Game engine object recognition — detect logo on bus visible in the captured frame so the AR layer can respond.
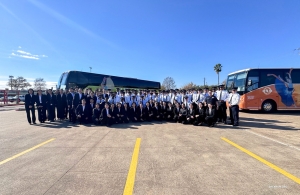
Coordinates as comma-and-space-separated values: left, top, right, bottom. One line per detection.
262, 87, 272, 95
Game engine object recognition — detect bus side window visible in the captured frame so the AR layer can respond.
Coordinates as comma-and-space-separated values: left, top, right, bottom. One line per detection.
247, 76, 259, 91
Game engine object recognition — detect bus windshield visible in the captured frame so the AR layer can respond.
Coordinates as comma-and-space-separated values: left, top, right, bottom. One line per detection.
226, 71, 247, 92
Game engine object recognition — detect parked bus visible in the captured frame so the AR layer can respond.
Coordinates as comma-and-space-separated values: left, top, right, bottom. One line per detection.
226, 68, 299, 112
57, 71, 161, 90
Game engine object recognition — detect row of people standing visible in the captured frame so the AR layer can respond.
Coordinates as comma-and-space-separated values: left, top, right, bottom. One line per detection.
24, 85, 240, 126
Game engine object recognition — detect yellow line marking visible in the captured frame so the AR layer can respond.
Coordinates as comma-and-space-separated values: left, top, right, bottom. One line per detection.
221, 137, 300, 185
0, 138, 55, 166
123, 138, 141, 195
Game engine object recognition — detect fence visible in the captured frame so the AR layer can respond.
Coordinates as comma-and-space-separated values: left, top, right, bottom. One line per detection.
0, 89, 21, 105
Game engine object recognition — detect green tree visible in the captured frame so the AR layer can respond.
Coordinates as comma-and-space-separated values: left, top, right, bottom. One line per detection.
214, 63, 222, 85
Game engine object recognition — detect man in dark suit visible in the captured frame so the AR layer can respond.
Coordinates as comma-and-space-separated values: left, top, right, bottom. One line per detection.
35, 89, 46, 123
179, 103, 188, 124
76, 99, 90, 124
56, 90, 65, 120
161, 101, 167, 119
152, 102, 162, 121
130, 102, 139, 122
194, 102, 206, 126
205, 103, 216, 127
137, 103, 145, 122
47, 89, 56, 122
92, 103, 101, 125
143, 102, 153, 122
100, 103, 113, 126
115, 102, 125, 123
88, 98, 95, 122
25, 88, 36, 125
173, 102, 181, 122
186, 103, 196, 124
67, 88, 75, 122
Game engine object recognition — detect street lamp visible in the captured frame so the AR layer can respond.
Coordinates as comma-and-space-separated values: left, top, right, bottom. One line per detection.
89, 67, 92, 72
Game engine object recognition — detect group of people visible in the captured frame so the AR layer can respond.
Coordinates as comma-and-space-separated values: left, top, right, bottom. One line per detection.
24, 85, 241, 127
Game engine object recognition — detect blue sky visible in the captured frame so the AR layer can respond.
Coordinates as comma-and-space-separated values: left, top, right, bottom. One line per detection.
0, 0, 299, 89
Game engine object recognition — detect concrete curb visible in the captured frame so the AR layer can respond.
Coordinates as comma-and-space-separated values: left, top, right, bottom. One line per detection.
15, 108, 26, 111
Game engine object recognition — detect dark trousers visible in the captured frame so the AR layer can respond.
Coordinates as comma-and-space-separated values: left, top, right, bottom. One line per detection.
26, 107, 36, 124
194, 115, 205, 125
173, 115, 179, 122
68, 106, 73, 121
57, 105, 64, 119
178, 115, 186, 123
37, 107, 46, 122
153, 114, 162, 121
47, 105, 55, 121
78, 115, 89, 124
64, 105, 68, 119
186, 117, 195, 124
92, 116, 100, 125
101, 117, 113, 126
218, 101, 227, 122
205, 116, 215, 126
230, 105, 239, 125
131, 116, 139, 122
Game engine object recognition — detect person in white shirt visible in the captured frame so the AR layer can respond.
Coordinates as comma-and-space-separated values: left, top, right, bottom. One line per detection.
215, 85, 229, 123
227, 87, 240, 126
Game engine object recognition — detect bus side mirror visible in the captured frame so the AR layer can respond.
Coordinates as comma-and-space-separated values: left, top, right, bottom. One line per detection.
247, 80, 252, 86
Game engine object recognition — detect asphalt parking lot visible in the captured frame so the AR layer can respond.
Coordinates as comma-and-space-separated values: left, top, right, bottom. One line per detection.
0, 110, 300, 195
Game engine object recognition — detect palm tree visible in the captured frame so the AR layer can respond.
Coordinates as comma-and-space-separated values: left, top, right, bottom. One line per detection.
214, 63, 222, 85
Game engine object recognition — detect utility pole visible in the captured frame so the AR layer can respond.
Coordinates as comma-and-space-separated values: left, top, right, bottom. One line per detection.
204, 78, 206, 87
89, 67, 92, 73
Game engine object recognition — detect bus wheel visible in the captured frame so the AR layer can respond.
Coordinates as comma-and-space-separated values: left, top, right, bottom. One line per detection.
261, 100, 276, 113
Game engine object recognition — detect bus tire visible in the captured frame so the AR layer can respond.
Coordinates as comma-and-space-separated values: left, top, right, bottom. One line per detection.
261, 100, 277, 113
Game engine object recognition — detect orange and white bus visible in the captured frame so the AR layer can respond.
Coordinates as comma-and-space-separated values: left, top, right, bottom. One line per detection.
226, 68, 299, 112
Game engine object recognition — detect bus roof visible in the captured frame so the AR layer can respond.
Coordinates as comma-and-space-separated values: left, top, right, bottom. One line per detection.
228, 68, 299, 76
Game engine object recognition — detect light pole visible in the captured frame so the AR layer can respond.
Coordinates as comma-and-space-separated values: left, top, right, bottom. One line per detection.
89, 67, 92, 73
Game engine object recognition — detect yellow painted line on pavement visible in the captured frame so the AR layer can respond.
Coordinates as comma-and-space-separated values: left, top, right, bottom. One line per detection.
0, 138, 55, 166
221, 137, 300, 185
123, 138, 141, 195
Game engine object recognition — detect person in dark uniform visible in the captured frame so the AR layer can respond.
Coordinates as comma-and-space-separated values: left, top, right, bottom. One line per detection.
100, 103, 113, 127
92, 103, 101, 125
76, 99, 90, 124
205, 103, 216, 127
215, 85, 229, 124
25, 88, 36, 125
130, 102, 139, 122
186, 103, 196, 124
47, 89, 56, 122
137, 103, 145, 122
204, 90, 218, 108
178, 103, 188, 124
152, 102, 162, 121
59, 89, 67, 120
228, 87, 240, 126
115, 102, 125, 123
35, 89, 46, 123
122, 103, 130, 123
110, 103, 117, 124
173, 102, 181, 122
194, 102, 206, 126
64, 89, 69, 119
144, 102, 153, 122
67, 88, 75, 122
165, 102, 174, 121
56, 90, 64, 120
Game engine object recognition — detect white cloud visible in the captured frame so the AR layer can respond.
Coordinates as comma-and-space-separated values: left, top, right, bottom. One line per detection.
10, 48, 48, 60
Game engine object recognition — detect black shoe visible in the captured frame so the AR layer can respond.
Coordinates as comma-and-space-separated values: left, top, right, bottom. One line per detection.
228, 123, 233, 125
33, 122, 36, 124
29, 123, 32, 125
224, 121, 227, 124
233, 124, 239, 126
